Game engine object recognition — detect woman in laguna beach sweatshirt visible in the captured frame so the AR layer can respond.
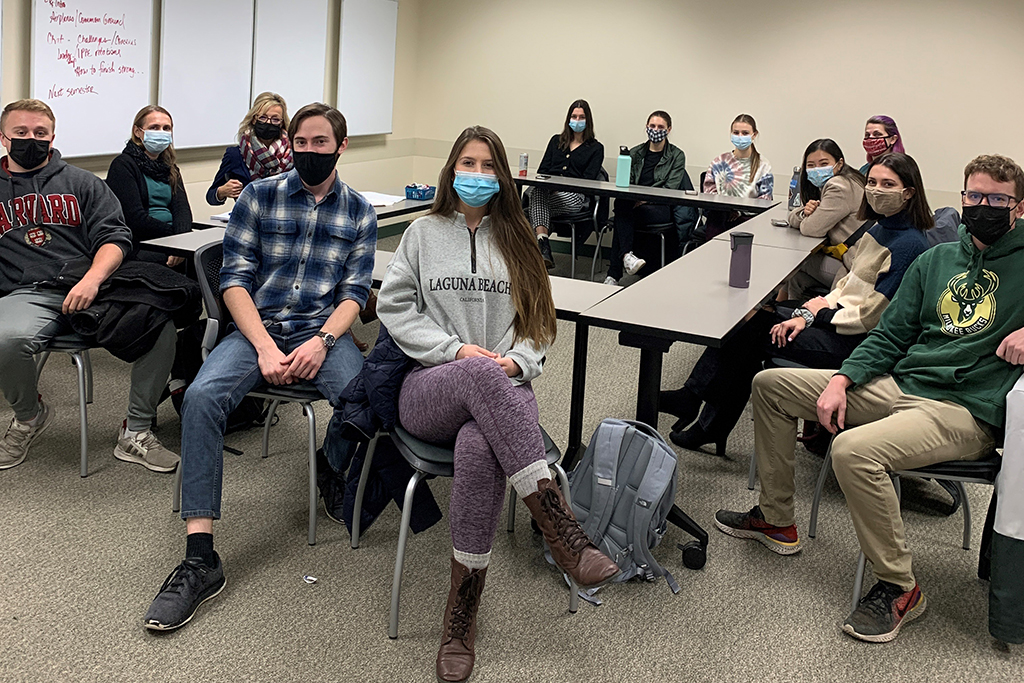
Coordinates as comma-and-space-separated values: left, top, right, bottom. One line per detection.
377, 126, 618, 683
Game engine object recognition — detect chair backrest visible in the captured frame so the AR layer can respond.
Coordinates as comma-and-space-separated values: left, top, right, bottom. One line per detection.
698, 171, 707, 193
193, 241, 231, 358
595, 167, 611, 225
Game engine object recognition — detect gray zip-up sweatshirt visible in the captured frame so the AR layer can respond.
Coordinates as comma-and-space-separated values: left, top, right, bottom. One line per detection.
0, 149, 132, 296
377, 212, 547, 385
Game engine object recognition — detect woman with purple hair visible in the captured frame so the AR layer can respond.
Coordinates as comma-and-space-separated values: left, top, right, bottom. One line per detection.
861, 115, 905, 173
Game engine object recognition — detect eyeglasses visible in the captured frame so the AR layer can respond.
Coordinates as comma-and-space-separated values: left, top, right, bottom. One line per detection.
864, 133, 893, 139
256, 115, 283, 125
962, 191, 1020, 208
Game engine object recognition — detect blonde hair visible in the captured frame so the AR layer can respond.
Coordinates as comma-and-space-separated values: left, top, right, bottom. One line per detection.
130, 105, 180, 194
237, 92, 290, 140
430, 126, 557, 347
1, 99, 56, 133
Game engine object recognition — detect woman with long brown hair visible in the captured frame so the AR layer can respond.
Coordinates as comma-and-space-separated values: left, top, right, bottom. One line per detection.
105, 105, 192, 266
377, 125, 618, 683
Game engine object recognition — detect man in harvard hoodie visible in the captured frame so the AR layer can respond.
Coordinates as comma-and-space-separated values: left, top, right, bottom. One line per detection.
0, 99, 179, 474
714, 154, 1024, 643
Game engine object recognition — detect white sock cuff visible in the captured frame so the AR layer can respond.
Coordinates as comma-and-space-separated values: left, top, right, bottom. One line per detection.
453, 549, 491, 570
509, 460, 551, 499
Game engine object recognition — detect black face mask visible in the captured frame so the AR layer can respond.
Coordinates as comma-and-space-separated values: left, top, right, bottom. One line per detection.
963, 204, 1014, 246
253, 121, 282, 141
293, 151, 338, 186
8, 137, 51, 170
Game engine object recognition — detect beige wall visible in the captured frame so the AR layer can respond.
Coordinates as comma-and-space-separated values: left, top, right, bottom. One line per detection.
410, 0, 1024, 206
5, 0, 1024, 215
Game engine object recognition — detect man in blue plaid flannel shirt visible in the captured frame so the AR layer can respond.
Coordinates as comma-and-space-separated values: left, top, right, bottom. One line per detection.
144, 103, 376, 632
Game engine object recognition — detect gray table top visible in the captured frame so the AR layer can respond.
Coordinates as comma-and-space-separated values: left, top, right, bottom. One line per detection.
578, 239, 809, 347
712, 203, 825, 253
192, 196, 432, 231
143, 227, 225, 257
514, 174, 776, 213
372, 250, 619, 320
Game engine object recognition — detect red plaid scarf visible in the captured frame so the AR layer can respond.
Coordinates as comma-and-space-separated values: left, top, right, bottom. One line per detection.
239, 131, 294, 179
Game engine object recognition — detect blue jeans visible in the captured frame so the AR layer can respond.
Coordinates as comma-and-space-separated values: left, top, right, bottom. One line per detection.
179, 326, 364, 520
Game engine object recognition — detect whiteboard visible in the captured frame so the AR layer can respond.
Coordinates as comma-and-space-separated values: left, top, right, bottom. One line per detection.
30, 0, 153, 158
337, 0, 398, 136
252, 0, 328, 117
159, 0, 254, 150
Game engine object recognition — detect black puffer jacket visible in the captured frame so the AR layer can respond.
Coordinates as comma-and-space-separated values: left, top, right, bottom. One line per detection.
55, 257, 202, 361
338, 325, 415, 441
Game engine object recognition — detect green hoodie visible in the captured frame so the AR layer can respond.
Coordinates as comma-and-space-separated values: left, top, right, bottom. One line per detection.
839, 221, 1024, 427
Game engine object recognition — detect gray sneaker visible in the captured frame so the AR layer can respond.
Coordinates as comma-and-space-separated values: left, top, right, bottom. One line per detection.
144, 554, 226, 631
0, 400, 53, 470
114, 422, 180, 473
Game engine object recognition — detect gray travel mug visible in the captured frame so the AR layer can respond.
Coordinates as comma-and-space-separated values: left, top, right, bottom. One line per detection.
729, 232, 754, 288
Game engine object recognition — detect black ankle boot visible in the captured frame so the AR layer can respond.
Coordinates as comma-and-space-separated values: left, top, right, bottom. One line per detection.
669, 422, 728, 457
659, 387, 701, 431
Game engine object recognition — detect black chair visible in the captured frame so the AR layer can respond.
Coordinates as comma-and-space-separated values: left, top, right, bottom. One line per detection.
350, 424, 578, 638
593, 169, 697, 277
172, 241, 324, 546
843, 453, 1002, 612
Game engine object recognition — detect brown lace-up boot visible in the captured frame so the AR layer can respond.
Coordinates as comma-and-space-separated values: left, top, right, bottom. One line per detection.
436, 557, 487, 683
523, 478, 620, 588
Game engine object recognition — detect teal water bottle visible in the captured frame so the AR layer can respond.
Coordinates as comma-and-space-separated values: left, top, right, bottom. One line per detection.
615, 146, 631, 188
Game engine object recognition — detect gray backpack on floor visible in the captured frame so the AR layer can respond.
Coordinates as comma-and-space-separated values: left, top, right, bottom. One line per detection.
569, 418, 680, 593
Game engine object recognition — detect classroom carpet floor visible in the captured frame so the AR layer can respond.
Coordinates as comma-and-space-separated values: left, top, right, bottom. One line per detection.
1, 234, 1020, 683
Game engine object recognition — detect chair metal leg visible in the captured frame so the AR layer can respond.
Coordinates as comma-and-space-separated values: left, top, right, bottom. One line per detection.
351, 434, 380, 549
570, 226, 576, 280
82, 350, 94, 403
551, 462, 579, 614
747, 450, 757, 491
851, 551, 867, 614
958, 481, 972, 550
70, 352, 89, 478
808, 446, 834, 539
262, 399, 281, 458
172, 465, 182, 513
390, 470, 425, 639
591, 225, 609, 281
304, 403, 317, 546
660, 233, 666, 269
506, 488, 517, 533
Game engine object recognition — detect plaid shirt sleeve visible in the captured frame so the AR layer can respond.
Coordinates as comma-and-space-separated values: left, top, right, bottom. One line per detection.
333, 195, 377, 308
219, 184, 262, 293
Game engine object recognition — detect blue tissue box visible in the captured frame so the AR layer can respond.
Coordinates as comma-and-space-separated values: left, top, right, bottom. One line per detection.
405, 185, 435, 201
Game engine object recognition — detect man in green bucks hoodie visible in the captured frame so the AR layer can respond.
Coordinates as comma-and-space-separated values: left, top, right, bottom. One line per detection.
714, 154, 1024, 643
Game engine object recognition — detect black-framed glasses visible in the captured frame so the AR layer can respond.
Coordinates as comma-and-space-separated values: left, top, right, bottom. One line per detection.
863, 133, 894, 140
256, 115, 283, 125
962, 191, 1020, 208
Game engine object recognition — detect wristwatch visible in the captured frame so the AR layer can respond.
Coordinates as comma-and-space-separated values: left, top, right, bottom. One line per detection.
792, 307, 815, 327
315, 331, 336, 349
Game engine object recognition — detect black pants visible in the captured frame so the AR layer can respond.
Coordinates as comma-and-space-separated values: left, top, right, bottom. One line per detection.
608, 199, 672, 279
681, 306, 867, 435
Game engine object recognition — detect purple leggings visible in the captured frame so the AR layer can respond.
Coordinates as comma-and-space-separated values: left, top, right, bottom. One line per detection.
398, 356, 546, 554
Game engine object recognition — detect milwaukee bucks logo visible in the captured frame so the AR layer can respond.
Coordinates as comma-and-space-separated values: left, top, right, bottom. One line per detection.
937, 269, 998, 337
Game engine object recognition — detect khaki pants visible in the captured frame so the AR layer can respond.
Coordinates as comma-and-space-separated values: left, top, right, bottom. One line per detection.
752, 368, 994, 590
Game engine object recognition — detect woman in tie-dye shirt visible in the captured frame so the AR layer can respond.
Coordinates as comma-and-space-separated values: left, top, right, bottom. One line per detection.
702, 114, 774, 239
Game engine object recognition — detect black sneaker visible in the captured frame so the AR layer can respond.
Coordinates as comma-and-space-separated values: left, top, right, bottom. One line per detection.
316, 449, 347, 526
714, 505, 802, 555
538, 236, 555, 270
143, 553, 226, 631
842, 580, 926, 643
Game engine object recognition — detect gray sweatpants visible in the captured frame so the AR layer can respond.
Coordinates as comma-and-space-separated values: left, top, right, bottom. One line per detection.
0, 287, 176, 431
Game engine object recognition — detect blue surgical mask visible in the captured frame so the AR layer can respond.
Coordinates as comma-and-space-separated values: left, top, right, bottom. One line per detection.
569, 119, 586, 133
806, 166, 835, 188
731, 134, 753, 151
142, 130, 173, 154
453, 171, 500, 207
